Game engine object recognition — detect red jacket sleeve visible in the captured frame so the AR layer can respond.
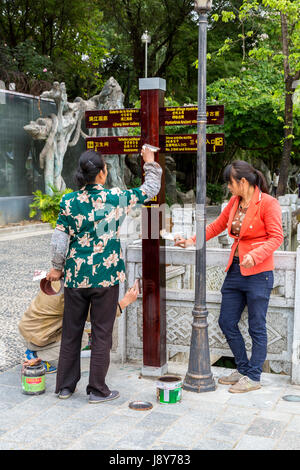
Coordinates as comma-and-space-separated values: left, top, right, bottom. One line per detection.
248, 197, 283, 264
191, 197, 236, 243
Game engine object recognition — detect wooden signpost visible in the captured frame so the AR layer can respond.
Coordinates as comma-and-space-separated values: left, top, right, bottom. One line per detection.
85, 77, 224, 376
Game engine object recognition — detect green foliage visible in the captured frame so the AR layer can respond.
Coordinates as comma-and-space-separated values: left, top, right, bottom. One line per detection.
207, 183, 224, 204
29, 185, 73, 228
127, 176, 142, 189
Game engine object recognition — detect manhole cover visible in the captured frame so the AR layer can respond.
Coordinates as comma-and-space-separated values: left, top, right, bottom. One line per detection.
282, 395, 300, 402
129, 401, 153, 411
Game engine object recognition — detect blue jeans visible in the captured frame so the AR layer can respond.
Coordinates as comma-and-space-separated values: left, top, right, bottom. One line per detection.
219, 258, 273, 382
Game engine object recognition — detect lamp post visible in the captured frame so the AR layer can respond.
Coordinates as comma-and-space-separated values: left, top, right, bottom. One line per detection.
183, 0, 216, 393
141, 30, 151, 78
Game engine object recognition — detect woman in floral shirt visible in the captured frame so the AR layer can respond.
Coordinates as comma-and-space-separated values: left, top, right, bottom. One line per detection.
46, 147, 162, 403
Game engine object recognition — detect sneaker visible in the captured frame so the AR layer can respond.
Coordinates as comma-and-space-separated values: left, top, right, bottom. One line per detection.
89, 390, 120, 404
229, 376, 261, 393
42, 361, 57, 374
58, 388, 73, 399
24, 349, 37, 361
218, 370, 243, 385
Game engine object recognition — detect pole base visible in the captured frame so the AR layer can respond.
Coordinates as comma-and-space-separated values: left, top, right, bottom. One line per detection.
183, 372, 216, 393
141, 363, 168, 377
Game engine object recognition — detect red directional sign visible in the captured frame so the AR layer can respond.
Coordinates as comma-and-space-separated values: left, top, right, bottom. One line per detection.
85, 105, 224, 128
159, 105, 224, 126
85, 109, 141, 128
159, 134, 224, 153
86, 133, 224, 154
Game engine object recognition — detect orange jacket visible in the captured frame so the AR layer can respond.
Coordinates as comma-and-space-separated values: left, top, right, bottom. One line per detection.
192, 186, 284, 276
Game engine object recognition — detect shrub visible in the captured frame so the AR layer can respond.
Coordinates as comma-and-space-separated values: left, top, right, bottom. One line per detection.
29, 185, 73, 228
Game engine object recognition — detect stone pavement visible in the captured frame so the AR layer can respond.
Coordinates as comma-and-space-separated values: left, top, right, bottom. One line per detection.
0, 360, 300, 450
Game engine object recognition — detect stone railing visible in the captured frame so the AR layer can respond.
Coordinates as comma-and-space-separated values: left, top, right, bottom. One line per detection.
111, 242, 300, 384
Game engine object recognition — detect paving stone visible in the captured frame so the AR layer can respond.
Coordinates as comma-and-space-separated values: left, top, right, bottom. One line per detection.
276, 431, 300, 450
204, 421, 247, 444
193, 439, 234, 450
246, 417, 287, 439
68, 431, 118, 450
115, 429, 164, 449
220, 406, 259, 425
91, 413, 143, 435
0, 440, 26, 450
48, 419, 96, 441
286, 415, 300, 432
235, 435, 276, 450
0, 422, 53, 444
135, 411, 179, 431
23, 436, 73, 450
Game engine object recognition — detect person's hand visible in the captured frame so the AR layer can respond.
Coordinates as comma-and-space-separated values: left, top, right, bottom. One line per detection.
46, 268, 63, 281
174, 234, 194, 248
240, 254, 255, 269
119, 284, 139, 310
141, 146, 155, 164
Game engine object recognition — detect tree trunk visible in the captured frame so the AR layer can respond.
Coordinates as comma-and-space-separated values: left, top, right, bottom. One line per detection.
277, 13, 294, 196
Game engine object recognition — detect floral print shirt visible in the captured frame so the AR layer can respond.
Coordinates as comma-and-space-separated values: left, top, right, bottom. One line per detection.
56, 184, 148, 288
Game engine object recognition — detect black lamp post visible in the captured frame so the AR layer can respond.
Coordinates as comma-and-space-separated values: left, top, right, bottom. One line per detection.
183, 0, 216, 393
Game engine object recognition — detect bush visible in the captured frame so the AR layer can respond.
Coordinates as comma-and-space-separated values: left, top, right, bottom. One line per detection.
29, 185, 73, 228
207, 183, 223, 204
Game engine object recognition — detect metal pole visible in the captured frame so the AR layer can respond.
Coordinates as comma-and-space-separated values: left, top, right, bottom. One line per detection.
183, 11, 216, 393
145, 42, 148, 78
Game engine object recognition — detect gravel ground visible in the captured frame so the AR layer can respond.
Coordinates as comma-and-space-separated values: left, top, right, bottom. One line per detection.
0, 233, 53, 372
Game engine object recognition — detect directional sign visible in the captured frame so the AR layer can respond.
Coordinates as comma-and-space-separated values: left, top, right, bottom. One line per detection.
159, 105, 224, 126
159, 134, 224, 153
86, 136, 141, 154
85, 109, 141, 128
86, 133, 224, 154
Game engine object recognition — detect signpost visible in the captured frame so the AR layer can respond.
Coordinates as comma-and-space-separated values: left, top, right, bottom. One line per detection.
85, 79, 224, 376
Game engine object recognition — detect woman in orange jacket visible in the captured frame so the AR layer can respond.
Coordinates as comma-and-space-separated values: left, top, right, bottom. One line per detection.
174, 160, 283, 393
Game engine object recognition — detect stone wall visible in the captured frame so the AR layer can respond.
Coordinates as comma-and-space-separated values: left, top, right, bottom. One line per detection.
111, 242, 300, 384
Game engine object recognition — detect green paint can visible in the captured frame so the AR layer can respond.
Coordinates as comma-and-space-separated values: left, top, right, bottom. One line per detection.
21, 363, 45, 395
156, 375, 182, 404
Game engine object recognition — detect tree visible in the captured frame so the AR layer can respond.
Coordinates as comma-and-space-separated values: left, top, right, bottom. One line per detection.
211, 0, 300, 194
97, 0, 199, 103
0, 0, 108, 97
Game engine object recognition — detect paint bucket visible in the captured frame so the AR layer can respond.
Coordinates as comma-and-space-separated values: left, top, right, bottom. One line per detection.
21, 362, 45, 395
156, 375, 183, 404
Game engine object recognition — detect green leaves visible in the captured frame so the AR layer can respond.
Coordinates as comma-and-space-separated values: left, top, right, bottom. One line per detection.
29, 186, 73, 228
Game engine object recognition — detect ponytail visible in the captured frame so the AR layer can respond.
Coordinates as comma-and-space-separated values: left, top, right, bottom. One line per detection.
254, 169, 269, 194
74, 150, 105, 189
223, 160, 269, 194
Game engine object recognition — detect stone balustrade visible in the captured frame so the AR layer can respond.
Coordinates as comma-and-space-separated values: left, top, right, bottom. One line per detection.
111, 242, 300, 385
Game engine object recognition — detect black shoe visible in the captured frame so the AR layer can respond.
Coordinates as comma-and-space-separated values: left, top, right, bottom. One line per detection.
58, 388, 73, 399
89, 390, 120, 404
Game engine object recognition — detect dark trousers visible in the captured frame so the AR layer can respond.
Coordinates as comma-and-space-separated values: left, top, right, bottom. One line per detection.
219, 259, 273, 382
55, 284, 119, 397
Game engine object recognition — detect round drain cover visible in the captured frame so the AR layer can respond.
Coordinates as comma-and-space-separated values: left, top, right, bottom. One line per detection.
129, 401, 153, 411
282, 395, 300, 402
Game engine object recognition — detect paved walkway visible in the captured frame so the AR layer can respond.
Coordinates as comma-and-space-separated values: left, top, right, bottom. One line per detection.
1, 226, 300, 450
0, 360, 300, 450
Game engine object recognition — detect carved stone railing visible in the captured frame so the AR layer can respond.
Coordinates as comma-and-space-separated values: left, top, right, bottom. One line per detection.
111, 242, 300, 384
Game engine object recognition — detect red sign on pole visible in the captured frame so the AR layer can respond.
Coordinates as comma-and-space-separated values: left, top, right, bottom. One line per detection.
86, 136, 140, 154
85, 109, 141, 128
159, 105, 224, 126
159, 133, 224, 153
86, 134, 225, 154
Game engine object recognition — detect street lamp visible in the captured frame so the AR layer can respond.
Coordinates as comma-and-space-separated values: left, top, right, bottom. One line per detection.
141, 30, 151, 78
183, 0, 216, 393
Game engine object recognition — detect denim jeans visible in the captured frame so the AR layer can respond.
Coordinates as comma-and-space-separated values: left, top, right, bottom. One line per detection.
219, 258, 273, 382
